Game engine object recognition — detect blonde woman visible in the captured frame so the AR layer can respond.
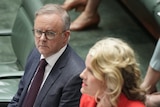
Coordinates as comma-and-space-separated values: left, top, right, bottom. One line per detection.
80, 37, 146, 107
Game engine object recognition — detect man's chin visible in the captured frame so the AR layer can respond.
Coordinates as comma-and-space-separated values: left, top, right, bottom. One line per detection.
38, 49, 48, 56
38, 46, 48, 51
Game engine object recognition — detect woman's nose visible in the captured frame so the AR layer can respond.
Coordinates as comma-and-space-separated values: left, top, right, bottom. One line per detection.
80, 69, 86, 79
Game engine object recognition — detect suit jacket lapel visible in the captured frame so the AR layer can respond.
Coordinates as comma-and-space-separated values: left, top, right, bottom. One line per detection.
26, 57, 40, 86
25, 48, 41, 89
34, 45, 71, 105
36, 67, 62, 103
19, 49, 41, 106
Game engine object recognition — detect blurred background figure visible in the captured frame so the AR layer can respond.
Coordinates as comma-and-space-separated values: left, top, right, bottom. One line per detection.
141, 38, 160, 107
62, 0, 101, 31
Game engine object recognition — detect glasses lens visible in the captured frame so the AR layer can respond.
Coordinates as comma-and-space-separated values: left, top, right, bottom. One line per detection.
46, 31, 56, 39
32, 29, 57, 40
33, 29, 42, 37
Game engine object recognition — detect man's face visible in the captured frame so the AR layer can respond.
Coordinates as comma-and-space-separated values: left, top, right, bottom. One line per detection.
34, 14, 68, 57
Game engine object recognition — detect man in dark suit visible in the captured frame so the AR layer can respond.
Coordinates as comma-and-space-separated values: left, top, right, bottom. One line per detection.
8, 4, 85, 107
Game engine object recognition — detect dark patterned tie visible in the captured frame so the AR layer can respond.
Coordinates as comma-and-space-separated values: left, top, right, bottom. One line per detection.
22, 59, 48, 107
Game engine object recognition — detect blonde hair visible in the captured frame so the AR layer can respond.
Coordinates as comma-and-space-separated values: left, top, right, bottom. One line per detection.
89, 37, 145, 107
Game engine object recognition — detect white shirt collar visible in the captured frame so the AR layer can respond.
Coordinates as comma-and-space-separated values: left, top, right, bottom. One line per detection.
40, 45, 67, 67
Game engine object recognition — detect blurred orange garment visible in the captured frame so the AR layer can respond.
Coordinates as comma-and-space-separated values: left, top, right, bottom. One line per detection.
80, 94, 96, 107
80, 93, 145, 107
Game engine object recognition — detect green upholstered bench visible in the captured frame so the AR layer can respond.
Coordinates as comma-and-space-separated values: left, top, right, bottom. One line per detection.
0, 0, 42, 105
0, 0, 43, 74
120, 0, 160, 39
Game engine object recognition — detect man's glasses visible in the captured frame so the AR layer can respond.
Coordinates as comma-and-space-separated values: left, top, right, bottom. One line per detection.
32, 29, 64, 40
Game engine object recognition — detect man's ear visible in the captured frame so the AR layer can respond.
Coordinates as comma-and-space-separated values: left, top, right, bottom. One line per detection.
63, 30, 70, 38
62, 30, 70, 42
